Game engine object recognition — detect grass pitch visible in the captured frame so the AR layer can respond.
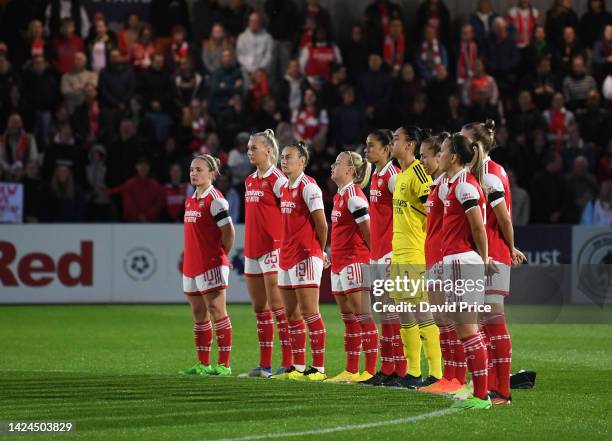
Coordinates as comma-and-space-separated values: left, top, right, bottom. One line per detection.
0, 304, 611, 441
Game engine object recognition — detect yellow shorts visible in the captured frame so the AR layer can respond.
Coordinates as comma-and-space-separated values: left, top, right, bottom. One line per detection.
389, 253, 427, 303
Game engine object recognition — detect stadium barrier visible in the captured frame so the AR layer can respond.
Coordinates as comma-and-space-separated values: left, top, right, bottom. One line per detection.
0, 224, 610, 305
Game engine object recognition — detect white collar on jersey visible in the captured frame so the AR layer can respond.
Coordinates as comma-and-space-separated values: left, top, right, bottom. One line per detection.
432, 172, 447, 186
288, 172, 305, 189
337, 181, 354, 196
448, 168, 468, 184
483, 155, 491, 164
193, 185, 214, 200
252, 164, 276, 179
379, 160, 394, 176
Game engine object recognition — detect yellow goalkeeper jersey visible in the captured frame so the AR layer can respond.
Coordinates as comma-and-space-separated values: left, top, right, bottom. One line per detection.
392, 159, 432, 258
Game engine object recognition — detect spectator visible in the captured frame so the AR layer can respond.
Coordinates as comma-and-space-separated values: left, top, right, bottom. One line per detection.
565, 155, 598, 223
562, 55, 597, 111
456, 24, 479, 85
320, 64, 349, 113
201, 23, 231, 75
416, 24, 448, 81
342, 25, 370, 83
592, 25, 612, 82
150, 0, 190, 42
360, 53, 392, 128
597, 139, 612, 182
61, 51, 97, 114
579, 0, 612, 49
106, 118, 147, 188
275, 121, 294, 147
85, 143, 110, 221
45, 0, 90, 38
468, 87, 501, 122
383, 18, 406, 76
23, 55, 60, 148
51, 18, 85, 74
505, 0, 540, 50
508, 168, 530, 226
553, 26, 583, 74
581, 180, 612, 226
184, 98, 215, 153
86, 18, 117, 73
254, 95, 285, 133
191, 0, 223, 44
14, 19, 53, 68
469, 0, 499, 50
530, 152, 567, 223
427, 64, 456, 115
364, 0, 402, 55
484, 17, 519, 96
392, 63, 425, 126
522, 56, 559, 110
576, 89, 611, 147
332, 85, 367, 147
111, 157, 165, 222
209, 49, 243, 114
278, 59, 309, 115
0, 114, 38, 174
217, 93, 250, 149
404, 92, 433, 128
174, 56, 205, 109
214, 171, 240, 222
164, 25, 190, 74
71, 82, 101, 146
98, 48, 135, 110
508, 90, 544, 135
227, 131, 251, 185
247, 68, 270, 113
117, 14, 140, 57
441, 93, 467, 133
461, 58, 498, 107
163, 162, 191, 222
416, 0, 451, 49
41, 124, 85, 184
47, 161, 86, 222
264, 0, 298, 84
22, 160, 45, 223
236, 12, 274, 78
129, 24, 156, 72
543, 92, 575, 148
292, 87, 329, 148
0, 55, 20, 128
523, 25, 551, 73
297, 0, 332, 49
220, 0, 253, 39
545, 0, 579, 51
299, 25, 342, 85
560, 122, 596, 173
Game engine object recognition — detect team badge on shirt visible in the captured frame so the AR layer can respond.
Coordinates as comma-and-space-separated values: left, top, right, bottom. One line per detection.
339, 199, 344, 207
292, 190, 298, 198
199, 201, 205, 207
261, 181, 269, 188
378, 178, 383, 187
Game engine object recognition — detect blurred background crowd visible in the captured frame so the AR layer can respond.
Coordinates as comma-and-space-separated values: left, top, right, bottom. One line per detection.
0, 0, 610, 226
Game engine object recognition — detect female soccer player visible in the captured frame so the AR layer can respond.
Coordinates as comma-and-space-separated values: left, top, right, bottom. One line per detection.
462, 120, 526, 405
388, 126, 442, 389
419, 133, 468, 394
241, 129, 292, 378
362, 130, 407, 386
438, 133, 491, 409
179, 155, 235, 376
327, 151, 379, 383
273, 141, 328, 381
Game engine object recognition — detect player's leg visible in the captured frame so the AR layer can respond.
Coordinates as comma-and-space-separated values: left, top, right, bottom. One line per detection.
295, 285, 326, 380
244, 274, 274, 377
264, 272, 293, 372
276, 287, 307, 379
179, 290, 214, 376
327, 292, 361, 382
204, 288, 232, 375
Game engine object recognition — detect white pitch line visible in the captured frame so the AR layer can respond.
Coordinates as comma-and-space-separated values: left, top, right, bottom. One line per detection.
209, 407, 458, 441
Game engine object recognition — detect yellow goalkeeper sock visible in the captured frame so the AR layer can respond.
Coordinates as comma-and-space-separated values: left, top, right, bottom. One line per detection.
400, 322, 422, 377
419, 320, 442, 379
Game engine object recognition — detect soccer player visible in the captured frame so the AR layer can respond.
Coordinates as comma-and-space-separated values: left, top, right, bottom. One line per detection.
438, 134, 492, 409
241, 129, 292, 378
327, 151, 379, 383
388, 126, 442, 388
273, 141, 328, 381
361, 129, 407, 386
179, 155, 235, 377
419, 133, 468, 394
462, 120, 526, 405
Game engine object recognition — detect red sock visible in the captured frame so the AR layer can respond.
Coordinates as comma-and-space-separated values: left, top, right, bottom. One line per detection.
485, 322, 512, 397
380, 323, 396, 375
288, 319, 306, 366
392, 322, 407, 377
357, 313, 378, 375
453, 335, 467, 384
214, 316, 232, 367
305, 313, 326, 369
194, 321, 212, 365
480, 328, 497, 392
255, 310, 274, 369
272, 308, 292, 368
438, 325, 456, 381
341, 313, 361, 374
461, 334, 489, 400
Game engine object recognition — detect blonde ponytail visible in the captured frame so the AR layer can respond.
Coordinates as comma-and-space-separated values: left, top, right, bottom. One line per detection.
252, 129, 280, 165
345, 151, 372, 189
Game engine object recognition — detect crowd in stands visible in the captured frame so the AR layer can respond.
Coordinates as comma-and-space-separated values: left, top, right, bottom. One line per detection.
0, 0, 610, 226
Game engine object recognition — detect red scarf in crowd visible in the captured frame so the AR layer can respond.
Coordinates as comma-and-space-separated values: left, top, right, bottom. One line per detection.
379, 2, 390, 35
172, 41, 189, 64
384, 34, 405, 69
1, 131, 29, 164
549, 109, 567, 150
458, 41, 478, 82
89, 100, 100, 139
421, 39, 441, 69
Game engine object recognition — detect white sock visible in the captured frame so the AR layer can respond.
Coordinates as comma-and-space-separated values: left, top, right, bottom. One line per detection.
313, 366, 325, 373
293, 364, 305, 373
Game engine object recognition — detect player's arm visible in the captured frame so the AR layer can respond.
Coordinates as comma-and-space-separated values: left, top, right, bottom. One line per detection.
304, 183, 329, 264
311, 209, 328, 253
411, 165, 431, 212
211, 198, 234, 253
220, 222, 235, 254
348, 195, 371, 249
458, 182, 489, 268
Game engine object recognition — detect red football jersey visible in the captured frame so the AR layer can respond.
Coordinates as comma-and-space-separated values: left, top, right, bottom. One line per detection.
441, 169, 486, 257
425, 173, 448, 266
183, 186, 231, 277
331, 182, 370, 272
369, 161, 399, 260
244, 165, 287, 258
483, 157, 513, 265
279, 173, 325, 270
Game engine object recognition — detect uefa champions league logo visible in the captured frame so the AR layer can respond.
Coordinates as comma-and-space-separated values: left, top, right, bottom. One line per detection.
123, 248, 157, 281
